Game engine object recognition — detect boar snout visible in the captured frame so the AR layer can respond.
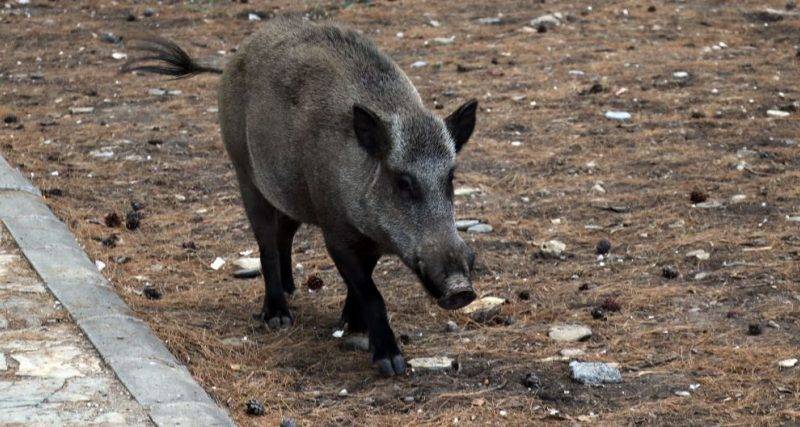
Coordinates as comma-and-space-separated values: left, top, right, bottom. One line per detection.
415, 238, 477, 310
437, 274, 476, 310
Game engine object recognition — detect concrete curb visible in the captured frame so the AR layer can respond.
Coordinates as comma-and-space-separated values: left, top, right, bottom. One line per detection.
0, 156, 236, 427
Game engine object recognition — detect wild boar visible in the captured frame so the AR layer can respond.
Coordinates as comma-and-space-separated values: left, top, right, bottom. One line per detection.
124, 16, 479, 376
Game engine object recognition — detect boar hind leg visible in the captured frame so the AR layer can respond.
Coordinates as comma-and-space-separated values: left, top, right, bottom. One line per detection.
240, 181, 294, 328
326, 237, 406, 377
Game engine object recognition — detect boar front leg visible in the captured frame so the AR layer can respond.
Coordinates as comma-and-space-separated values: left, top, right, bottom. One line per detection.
326, 237, 406, 377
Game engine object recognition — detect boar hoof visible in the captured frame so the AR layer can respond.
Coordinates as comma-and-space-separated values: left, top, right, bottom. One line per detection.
375, 354, 407, 377
265, 315, 293, 329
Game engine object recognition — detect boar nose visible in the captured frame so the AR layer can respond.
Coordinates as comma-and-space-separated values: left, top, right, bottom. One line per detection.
437, 274, 476, 310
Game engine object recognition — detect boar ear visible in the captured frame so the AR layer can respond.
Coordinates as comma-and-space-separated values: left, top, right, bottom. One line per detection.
353, 104, 390, 159
445, 99, 478, 153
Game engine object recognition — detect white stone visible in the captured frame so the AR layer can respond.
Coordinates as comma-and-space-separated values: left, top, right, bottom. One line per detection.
339, 388, 348, 396
69, 107, 94, 114
233, 257, 260, 270
408, 356, 454, 372
767, 109, 790, 118
786, 215, 800, 222
462, 297, 505, 315
730, 194, 747, 203
549, 324, 592, 342
411, 61, 427, 68
674, 390, 691, 397
89, 149, 114, 159
455, 219, 480, 231
433, 36, 455, 45
332, 330, 344, 338
466, 223, 493, 234
454, 187, 480, 196
673, 71, 689, 79
111, 52, 127, 60
591, 182, 606, 194
685, 249, 710, 261
248, 13, 261, 21
604, 111, 631, 121
540, 240, 566, 257
210, 257, 225, 270
530, 13, 562, 29
694, 200, 724, 209
778, 358, 797, 368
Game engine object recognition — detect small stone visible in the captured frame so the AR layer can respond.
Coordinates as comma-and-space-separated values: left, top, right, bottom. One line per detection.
111, 52, 128, 60
476, 17, 502, 25
466, 223, 493, 234
411, 61, 427, 68
338, 389, 348, 397
686, 249, 710, 261
662, 265, 679, 279
694, 200, 723, 209
304, 274, 324, 290
455, 219, 480, 230
454, 187, 480, 196
694, 272, 709, 280
233, 268, 261, 279
100, 32, 121, 44
672, 71, 689, 79
549, 324, 592, 342
767, 109, 790, 118
445, 320, 459, 333
462, 296, 505, 322
674, 390, 691, 397
569, 361, 622, 384
342, 334, 369, 352
143, 7, 155, 17
69, 107, 94, 114
690, 190, 708, 204
768, 320, 781, 329
604, 110, 631, 121
591, 307, 605, 320
280, 419, 297, 427
595, 239, 611, 255
730, 194, 747, 203
234, 257, 261, 270
591, 182, 606, 194
408, 356, 455, 372
530, 13, 562, 31
245, 399, 265, 416
540, 240, 566, 258
403, 395, 415, 403
148, 88, 167, 96
778, 358, 797, 368
433, 36, 455, 45
786, 215, 800, 222
747, 323, 763, 336
210, 257, 225, 270
143, 286, 162, 300
522, 372, 541, 389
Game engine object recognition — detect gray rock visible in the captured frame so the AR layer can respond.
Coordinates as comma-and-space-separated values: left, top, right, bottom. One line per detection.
694, 200, 724, 209
476, 17, 502, 25
530, 13, 563, 30
408, 356, 454, 372
685, 249, 710, 261
69, 107, 94, 115
540, 240, 566, 258
549, 324, 592, 342
569, 361, 622, 384
604, 110, 631, 121
445, 320, 459, 333
99, 32, 121, 44
466, 223, 493, 234
455, 219, 480, 231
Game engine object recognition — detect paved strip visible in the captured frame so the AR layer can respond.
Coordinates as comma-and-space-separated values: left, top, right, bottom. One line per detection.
0, 226, 152, 425
0, 155, 235, 426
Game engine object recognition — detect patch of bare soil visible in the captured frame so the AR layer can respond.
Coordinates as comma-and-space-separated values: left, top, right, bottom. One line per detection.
1, 1, 799, 425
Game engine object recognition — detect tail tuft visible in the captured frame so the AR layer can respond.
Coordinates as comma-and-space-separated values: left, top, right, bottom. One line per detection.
121, 36, 222, 78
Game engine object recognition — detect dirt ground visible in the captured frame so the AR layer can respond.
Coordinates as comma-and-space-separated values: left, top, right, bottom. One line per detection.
2, 0, 799, 425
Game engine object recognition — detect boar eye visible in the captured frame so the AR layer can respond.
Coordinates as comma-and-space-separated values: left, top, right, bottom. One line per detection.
396, 174, 417, 199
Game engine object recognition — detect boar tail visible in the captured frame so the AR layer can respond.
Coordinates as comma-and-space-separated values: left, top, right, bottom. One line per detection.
121, 36, 222, 78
